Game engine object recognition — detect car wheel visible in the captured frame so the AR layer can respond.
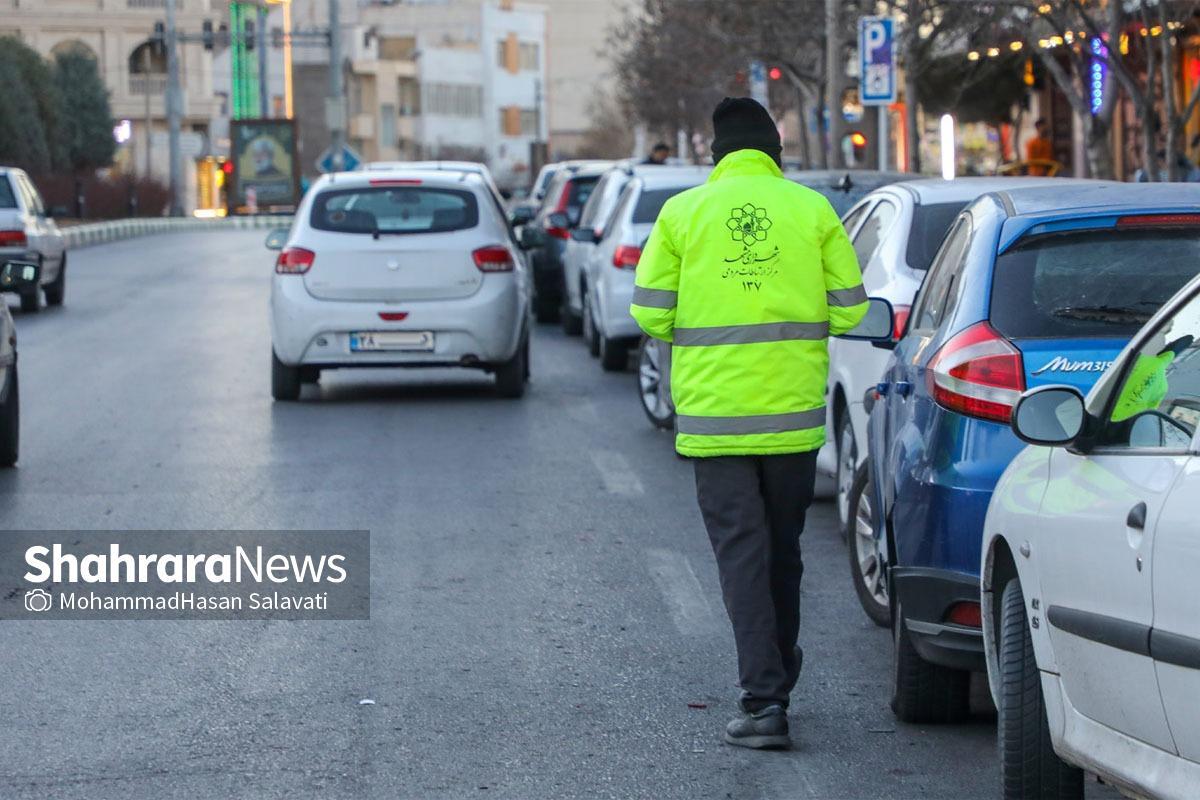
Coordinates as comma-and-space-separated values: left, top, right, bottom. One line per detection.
0, 364, 18, 468
271, 350, 301, 401
561, 299, 583, 336
891, 598, 971, 723
43, 255, 65, 307
835, 408, 856, 531
495, 337, 528, 398
599, 334, 628, 372
582, 287, 600, 357
846, 463, 890, 627
19, 289, 38, 314
999, 579, 1084, 800
637, 337, 674, 430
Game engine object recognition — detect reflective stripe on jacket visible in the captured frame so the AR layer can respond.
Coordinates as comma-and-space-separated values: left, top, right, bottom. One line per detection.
630, 149, 867, 457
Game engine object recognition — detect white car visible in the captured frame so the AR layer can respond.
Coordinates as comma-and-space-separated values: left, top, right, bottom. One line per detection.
0, 167, 67, 313
583, 165, 711, 371
982, 272, 1200, 800
268, 166, 530, 400
0, 259, 41, 466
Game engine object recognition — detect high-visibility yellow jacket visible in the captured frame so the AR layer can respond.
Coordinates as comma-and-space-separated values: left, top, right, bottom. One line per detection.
630, 149, 867, 457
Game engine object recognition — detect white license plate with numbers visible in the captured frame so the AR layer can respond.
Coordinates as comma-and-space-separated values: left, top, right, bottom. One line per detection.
349, 331, 435, 352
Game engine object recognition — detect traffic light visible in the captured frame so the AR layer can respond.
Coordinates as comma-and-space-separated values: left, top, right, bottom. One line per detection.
202, 19, 214, 51
848, 130, 867, 161
244, 20, 255, 51
768, 66, 782, 81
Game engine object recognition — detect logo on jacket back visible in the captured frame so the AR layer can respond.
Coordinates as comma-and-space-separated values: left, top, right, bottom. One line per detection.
1032, 355, 1115, 375
723, 203, 780, 290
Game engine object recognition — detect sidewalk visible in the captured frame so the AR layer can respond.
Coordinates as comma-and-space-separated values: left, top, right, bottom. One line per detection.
60, 216, 292, 249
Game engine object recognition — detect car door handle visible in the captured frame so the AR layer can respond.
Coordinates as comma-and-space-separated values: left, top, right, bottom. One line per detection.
894, 381, 913, 397
1127, 502, 1147, 531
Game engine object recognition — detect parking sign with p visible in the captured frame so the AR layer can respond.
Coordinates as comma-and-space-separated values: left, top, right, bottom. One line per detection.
859, 17, 896, 105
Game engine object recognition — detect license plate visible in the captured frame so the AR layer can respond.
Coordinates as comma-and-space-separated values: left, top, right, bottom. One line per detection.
349, 331, 435, 352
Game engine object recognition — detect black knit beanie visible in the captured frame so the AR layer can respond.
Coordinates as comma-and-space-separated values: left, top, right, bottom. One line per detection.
710, 97, 781, 166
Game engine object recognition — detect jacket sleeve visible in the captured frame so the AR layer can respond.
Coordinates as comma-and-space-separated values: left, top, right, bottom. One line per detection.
821, 205, 868, 336
630, 212, 681, 343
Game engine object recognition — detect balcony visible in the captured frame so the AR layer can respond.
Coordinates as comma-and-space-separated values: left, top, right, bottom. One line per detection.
129, 74, 168, 95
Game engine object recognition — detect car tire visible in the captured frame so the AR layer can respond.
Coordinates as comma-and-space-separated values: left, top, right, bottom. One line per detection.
0, 364, 18, 468
599, 334, 628, 372
637, 337, 674, 430
43, 255, 65, 307
19, 289, 38, 314
582, 287, 600, 357
846, 462, 890, 627
271, 350, 301, 401
835, 407, 856, 532
495, 337, 528, 398
561, 300, 583, 336
999, 579, 1084, 800
891, 599, 971, 723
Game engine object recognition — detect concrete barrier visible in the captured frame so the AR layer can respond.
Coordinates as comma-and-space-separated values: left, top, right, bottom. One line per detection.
60, 216, 293, 249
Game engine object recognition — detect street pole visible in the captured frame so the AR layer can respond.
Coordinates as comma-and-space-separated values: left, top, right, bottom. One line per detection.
824, 0, 846, 169
165, 0, 184, 216
143, 46, 152, 178
258, 2, 269, 118
328, 0, 345, 171
878, 105, 889, 170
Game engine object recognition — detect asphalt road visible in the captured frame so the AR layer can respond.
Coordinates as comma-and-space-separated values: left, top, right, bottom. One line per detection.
0, 230, 1120, 799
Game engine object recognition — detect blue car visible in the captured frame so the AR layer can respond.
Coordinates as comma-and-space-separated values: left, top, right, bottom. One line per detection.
863, 182, 1200, 723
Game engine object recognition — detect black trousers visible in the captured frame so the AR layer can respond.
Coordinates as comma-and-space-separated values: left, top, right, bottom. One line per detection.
693, 451, 818, 711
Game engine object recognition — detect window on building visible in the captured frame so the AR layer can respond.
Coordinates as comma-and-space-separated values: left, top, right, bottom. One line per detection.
398, 78, 420, 116
378, 36, 416, 61
519, 42, 539, 71
380, 103, 396, 146
519, 108, 538, 136
426, 83, 482, 117
500, 107, 538, 137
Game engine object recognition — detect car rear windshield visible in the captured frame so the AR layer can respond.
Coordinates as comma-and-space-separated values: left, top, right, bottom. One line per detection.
566, 176, 598, 213
0, 178, 16, 209
990, 227, 1200, 338
310, 186, 478, 234
906, 202, 967, 270
632, 187, 690, 224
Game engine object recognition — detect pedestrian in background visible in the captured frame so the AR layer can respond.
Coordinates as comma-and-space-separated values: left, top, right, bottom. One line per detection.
643, 142, 671, 165
1025, 118, 1054, 175
630, 97, 867, 749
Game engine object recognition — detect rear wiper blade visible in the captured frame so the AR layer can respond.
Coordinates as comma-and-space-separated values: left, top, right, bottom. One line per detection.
1052, 305, 1153, 322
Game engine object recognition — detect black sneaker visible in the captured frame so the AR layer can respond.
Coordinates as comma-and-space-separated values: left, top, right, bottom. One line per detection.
724, 704, 790, 750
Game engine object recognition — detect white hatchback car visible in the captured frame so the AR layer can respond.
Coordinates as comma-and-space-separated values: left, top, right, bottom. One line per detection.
582, 165, 712, 371
0, 168, 67, 313
268, 166, 530, 400
983, 271, 1200, 800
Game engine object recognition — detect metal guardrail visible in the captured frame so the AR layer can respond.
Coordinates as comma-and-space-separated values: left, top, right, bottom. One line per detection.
61, 215, 292, 249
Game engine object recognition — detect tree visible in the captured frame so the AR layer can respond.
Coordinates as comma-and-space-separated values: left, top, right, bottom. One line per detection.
0, 36, 60, 173
53, 48, 116, 173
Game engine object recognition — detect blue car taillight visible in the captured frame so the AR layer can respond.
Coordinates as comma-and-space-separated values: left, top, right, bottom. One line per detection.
926, 321, 1026, 423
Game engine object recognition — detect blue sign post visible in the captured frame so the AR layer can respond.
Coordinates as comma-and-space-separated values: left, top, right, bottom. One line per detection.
858, 17, 896, 169
316, 144, 362, 174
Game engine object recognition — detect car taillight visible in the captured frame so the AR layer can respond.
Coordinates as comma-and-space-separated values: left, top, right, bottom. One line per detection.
613, 245, 642, 269
0, 230, 27, 247
891, 304, 912, 342
544, 180, 574, 239
472, 245, 514, 272
275, 247, 315, 274
945, 601, 982, 628
926, 321, 1024, 423
544, 223, 570, 240
1116, 213, 1200, 228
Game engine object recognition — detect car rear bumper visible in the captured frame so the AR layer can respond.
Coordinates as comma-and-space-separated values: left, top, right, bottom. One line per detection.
270, 274, 526, 367
597, 273, 640, 341
892, 566, 985, 672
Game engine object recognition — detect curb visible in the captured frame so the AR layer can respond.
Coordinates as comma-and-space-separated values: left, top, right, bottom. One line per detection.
61, 216, 293, 249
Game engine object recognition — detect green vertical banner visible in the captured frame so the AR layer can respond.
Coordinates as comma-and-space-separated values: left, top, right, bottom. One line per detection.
230, 1, 260, 119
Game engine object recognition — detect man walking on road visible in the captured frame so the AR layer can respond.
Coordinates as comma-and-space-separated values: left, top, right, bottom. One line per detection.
630, 98, 867, 749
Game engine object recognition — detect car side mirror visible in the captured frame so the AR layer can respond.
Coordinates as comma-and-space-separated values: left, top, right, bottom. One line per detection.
509, 206, 535, 227
569, 227, 597, 243
49, 205, 70, 219
1011, 386, 1085, 446
0, 260, 41, 292
547, 211, 569, 231
837, 297, 894, 342
264, 228, 289, 251
519, 225, 545, 250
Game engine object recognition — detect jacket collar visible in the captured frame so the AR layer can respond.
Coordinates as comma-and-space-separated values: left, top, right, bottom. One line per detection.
707, 149, 784, 183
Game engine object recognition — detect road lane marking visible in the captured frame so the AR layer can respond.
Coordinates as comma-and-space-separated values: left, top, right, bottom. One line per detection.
591, 450, 644, 497
646, 548, 718, 636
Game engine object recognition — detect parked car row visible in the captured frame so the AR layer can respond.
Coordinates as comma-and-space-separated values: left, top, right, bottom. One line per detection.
525, 155, 1200, 798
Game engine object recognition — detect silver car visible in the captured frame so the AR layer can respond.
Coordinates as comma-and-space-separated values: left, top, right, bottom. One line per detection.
583, 165, 712, 370
0, 168, 67, 313
268, 166, 530, 400
0, 259, 41, 466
